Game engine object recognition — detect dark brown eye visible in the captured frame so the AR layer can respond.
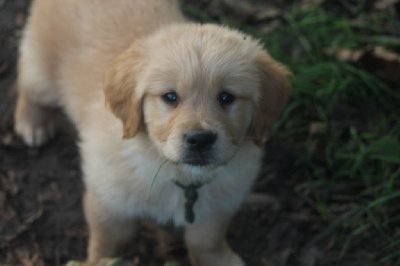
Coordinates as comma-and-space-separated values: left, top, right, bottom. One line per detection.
162, 91, 179, 106
218, 91, 235, 107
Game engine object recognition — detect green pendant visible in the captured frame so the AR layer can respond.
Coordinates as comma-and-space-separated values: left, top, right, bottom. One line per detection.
173, 180, 203, 223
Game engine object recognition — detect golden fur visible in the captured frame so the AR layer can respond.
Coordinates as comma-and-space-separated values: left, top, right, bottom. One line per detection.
14, 0, 292, 265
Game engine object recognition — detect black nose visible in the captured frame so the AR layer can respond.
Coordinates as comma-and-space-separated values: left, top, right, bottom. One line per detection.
184, 131, 217, 152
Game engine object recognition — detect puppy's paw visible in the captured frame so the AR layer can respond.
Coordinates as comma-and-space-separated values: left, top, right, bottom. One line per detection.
15, 119, 55, 147
190, 248, 245, 266
15, 96, 55, 147
215, 251, 245, 266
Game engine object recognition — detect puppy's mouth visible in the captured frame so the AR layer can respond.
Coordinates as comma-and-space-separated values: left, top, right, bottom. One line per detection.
181, 156, 214, 166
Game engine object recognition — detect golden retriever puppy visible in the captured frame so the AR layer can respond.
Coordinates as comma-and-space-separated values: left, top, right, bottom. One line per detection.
14, 0, 291, 265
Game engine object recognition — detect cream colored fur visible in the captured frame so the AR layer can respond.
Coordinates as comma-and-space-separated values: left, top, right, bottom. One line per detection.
14, 0, 292, 265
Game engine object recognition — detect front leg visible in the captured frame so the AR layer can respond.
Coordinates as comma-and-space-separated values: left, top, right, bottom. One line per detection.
84, 190, 138, 262
185, 212, 244, 266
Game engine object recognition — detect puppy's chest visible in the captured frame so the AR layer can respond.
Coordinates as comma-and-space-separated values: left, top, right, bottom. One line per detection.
140, 172, 229, 225
91, 139, 261, 225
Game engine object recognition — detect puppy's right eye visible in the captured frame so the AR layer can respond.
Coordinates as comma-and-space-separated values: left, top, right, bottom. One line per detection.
161, 91, 179, 106
218, 91, 236, 107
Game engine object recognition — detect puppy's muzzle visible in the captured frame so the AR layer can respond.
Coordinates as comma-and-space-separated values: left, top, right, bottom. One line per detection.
182, 131, 217, 166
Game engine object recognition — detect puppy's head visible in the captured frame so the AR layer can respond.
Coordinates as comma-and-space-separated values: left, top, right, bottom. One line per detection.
104, 24, 291, 168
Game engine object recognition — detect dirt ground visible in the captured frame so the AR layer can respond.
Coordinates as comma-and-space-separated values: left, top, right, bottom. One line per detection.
0, 0, 391, 265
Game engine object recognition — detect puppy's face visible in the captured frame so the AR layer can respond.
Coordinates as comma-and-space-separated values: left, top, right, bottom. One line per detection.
104, 25, 291, 168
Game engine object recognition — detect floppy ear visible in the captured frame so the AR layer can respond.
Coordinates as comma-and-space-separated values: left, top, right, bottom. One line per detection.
104, 43, 146, 139
249, 52, 292, 146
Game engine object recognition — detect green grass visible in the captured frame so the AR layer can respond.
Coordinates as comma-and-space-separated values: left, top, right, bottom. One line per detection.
264, 8, 400, 263
183, 2, 400, 264
273, 6, 400, 264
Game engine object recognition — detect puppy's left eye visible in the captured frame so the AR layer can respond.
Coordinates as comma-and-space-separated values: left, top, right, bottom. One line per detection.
218, 91, 236, 107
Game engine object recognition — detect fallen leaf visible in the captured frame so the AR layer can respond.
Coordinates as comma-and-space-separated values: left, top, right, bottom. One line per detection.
221, 0, 283, 22
14, 245, 45, 266
37, 182, 63, 203
302, 0, 326, 8
254, 6, 282, 21
244, 193, 281, 211
333, 48, 364, 62
257, 20, 281, 34
309, 122, 327, 135
221, 0, 258, 18
374, 0, 400, 10
1, 171, 21, 195
357, 46, 400, 84
327, 46, 400, 84
66, 258, 123, 266
4, 208, 43, 242
15, 11, 26, 28
165, 261, 181, 266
